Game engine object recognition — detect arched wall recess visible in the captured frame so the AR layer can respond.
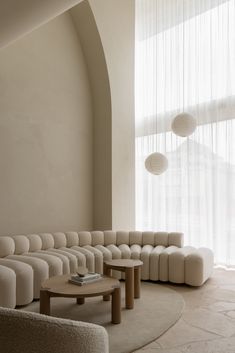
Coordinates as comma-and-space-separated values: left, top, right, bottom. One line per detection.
70, 1, 112, 230
71, 0, 135, 230
87, 0, 135, 230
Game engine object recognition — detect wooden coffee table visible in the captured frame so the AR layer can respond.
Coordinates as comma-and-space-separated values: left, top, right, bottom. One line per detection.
40, 274, 121, 324
103, 259, 143, 309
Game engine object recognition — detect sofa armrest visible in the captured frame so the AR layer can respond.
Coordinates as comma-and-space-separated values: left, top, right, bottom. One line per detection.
185, 247, 214, 286
0, 308, 109, 353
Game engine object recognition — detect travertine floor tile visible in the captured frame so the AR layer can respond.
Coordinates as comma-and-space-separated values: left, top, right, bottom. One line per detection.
183, 308, 235, 337
134, 349, 181, 353
135, 337, 235, 353
156, 319, 218, 348
226, 311, 235, 319
170, 336, 235, 353
133, 269, 235, 352
204, 288, 235, 302
141, 342, 161, 350
207, 301, 235, 312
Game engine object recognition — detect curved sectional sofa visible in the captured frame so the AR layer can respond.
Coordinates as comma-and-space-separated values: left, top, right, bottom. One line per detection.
0, 231, 214, 308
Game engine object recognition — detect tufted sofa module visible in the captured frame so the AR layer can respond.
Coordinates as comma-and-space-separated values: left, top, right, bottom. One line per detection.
0, 231, 214, 308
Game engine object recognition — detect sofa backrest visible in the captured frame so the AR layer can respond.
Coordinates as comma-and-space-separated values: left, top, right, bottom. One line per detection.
0, 231, 184, 257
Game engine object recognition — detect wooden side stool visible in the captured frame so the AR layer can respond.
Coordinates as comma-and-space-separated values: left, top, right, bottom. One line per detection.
103, 259, 143, 309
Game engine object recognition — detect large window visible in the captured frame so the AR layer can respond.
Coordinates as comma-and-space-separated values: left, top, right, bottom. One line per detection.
135, 0, 235, 265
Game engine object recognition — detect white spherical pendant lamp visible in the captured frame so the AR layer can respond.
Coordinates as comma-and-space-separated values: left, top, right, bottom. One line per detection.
171, 113, 197, 137
145, 152, 168, 175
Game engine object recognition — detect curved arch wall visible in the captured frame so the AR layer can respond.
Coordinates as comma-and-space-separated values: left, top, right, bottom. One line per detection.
71, 1, 112, 230
71, 0, 135, 230
89, 0, 135, 230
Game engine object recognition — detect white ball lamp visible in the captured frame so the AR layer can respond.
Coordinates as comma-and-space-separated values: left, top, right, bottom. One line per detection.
145, 152, 168, 175
171, 113, 197, 137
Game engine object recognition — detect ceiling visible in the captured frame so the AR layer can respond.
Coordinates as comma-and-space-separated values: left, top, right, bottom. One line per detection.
0, 0, 83, 49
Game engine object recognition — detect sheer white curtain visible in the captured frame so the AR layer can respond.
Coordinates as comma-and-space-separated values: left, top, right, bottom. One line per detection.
135, 0, 235, 265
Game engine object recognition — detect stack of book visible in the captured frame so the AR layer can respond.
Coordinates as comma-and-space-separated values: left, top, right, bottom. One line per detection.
69, 273, 102, 286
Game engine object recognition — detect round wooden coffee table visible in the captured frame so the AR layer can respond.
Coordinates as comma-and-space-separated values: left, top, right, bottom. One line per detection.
40, 274, 121, 324
103, 259, 143, 309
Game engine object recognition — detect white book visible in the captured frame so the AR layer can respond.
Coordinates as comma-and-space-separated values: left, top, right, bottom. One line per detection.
69, 277, 102, 286
71, 273, 101, 282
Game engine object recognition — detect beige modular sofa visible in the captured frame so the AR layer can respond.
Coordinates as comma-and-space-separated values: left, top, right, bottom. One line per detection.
0, 231, 214, 308
0, 307, 109, 353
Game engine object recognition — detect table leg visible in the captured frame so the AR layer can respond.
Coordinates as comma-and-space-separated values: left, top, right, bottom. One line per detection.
40, 290, 51, 315
77, 297, 85, 305
103, 263, 112, 301
103, 263, 112, 277
111, 287, 121, 324
125, 267, 134, 309
134, 267, 141, 299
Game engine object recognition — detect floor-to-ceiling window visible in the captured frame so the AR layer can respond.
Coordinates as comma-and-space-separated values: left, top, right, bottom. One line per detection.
135, 0, 235, 265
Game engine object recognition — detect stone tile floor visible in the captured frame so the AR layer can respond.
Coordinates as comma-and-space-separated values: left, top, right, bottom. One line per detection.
134, 268, 235, 353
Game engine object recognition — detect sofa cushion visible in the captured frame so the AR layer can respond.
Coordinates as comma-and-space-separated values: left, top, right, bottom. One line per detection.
149, 245, 165, 281
169, 246, 196, 283
7, 254, 49, 299
25, 252, 62, 277
65, 232, 79, 247
12, 236, 30, 255
95, 245, 112, 261
0, 259, 33, 306
60, 247, 86, 268
159, 246, 179, 281
0, 237, 15, 258
142, 232, 154, 246
154, 232, 168, 247
116, 231, 129, 246
78, 232, 91, 247
39, 250, 70, 274
140, 244, 154, 280
83, 245, 103, 274
27, 235, 42, 252
106, 244, 121, 259
39, 234, 55, 250
104, 231, 116, 246
91, 231, 104, 246
53, 233, 67, 249
71, 246, 94, 272
47, 249, 77, 273
168, 232, 184, 247
118, 244, 131, 259
0, 265, 16, 308
129, 231, 142, 246
130, 244, 141, 259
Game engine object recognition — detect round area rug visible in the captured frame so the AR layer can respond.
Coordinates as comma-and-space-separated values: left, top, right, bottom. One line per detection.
23, 282, 184, 353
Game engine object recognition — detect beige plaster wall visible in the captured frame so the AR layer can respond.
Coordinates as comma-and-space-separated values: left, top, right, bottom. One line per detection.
89, 0, 136, 230
0, 12, 93, 234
